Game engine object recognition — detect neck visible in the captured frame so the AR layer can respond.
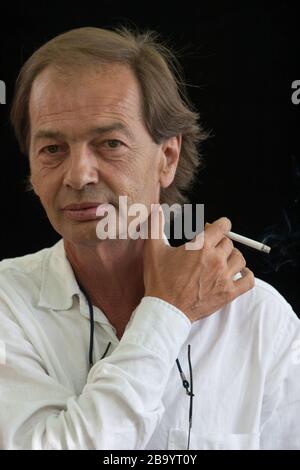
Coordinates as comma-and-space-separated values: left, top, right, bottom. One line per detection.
64, 237, 145, 338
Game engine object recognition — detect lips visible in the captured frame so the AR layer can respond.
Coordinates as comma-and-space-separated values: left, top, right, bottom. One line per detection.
62, 202, 103, 211
62, 202, 113, 222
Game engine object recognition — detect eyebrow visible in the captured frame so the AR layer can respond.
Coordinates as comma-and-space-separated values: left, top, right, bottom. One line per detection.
32, 123, 134, 144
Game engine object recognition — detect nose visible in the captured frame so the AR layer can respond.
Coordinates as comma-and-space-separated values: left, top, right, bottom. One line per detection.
63, 144, 99, 190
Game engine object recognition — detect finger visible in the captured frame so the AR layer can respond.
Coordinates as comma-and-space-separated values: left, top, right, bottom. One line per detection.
185, 228, 205, 251
204, 217, 232, 247
232, 267, 255, 295
227, 247, 246, 274
216, 236, 234, 258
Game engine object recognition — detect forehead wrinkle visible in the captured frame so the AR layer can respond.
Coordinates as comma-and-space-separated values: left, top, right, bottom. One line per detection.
34, 103, 142, 125
34, 108, 142, 135
32, 86, 142, 114
32, 120, 138, 146
30, 73, 146, 144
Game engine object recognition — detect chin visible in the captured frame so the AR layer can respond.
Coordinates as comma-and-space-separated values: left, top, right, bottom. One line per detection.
61, 223, 102, 247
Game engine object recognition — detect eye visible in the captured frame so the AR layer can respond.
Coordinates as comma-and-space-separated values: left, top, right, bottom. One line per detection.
43, 145, 61, 155
105, 139, 123, 149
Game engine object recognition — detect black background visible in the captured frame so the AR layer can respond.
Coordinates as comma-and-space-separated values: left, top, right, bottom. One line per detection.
0, 0, 299, 314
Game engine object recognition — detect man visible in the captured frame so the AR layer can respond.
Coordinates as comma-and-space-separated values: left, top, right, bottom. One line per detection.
0, 26, 299, 450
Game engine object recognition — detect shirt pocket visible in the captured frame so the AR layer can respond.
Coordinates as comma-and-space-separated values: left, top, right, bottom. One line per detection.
168, 428, 260, 450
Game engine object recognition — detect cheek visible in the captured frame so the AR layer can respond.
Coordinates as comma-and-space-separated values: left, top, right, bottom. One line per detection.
31, 172, 58, 210
126, 149, 160, 182
125, 171, 158, 205
109, 158, 142, 192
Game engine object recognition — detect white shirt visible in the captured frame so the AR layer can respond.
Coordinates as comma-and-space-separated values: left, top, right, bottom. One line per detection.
0, 238, 299, 450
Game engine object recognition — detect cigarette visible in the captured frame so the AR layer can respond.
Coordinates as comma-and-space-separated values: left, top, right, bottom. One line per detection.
226, 231, 271, 253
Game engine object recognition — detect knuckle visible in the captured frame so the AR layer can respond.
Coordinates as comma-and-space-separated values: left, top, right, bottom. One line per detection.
219, 216, 232, 232
213, 224, 225, 238
207, 226, 222, 243
248, 271, 255, 287
239, 255, 247, 268
233, 248, 246, 265
226, 238, 234, 251
242, 270, 255, 290
217, 276, 232, 295
225, 287, 236, 302
214, 253, 226, 270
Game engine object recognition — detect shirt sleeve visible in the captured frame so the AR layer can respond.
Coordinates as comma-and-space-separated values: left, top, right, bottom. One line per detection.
260, 302, 300, 449
0, 296, 191, 450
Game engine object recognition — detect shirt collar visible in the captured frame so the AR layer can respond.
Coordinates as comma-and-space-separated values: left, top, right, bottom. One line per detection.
38, 239, 80, 311
38, 232, 170, 311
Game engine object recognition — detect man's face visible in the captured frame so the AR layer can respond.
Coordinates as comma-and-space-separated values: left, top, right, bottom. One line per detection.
29, 63, 179, 246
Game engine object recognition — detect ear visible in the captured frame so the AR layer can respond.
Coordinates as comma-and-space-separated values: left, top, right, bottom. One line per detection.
28, 173, 39, 196
159, 134, 182, 188
25, 174, 35, 193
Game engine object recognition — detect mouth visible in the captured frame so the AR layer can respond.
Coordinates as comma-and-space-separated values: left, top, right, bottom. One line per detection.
62, 202, 113, 222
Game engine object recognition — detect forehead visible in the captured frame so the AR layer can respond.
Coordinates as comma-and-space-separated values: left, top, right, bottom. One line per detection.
29, 63, 143, 130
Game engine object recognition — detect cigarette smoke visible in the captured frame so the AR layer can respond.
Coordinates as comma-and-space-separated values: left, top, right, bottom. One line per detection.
256, 154, 300, 274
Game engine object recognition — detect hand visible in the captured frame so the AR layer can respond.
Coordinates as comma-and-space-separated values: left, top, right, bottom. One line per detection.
142, 206, 255, 323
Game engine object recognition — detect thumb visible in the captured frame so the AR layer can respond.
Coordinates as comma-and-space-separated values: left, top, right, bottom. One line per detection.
147, 203, 165, 244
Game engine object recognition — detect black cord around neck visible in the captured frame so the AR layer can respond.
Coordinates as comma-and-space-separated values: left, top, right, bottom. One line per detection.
78, 283, 194, 450
77, 281, 95, 367
176, 345, 194, 449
